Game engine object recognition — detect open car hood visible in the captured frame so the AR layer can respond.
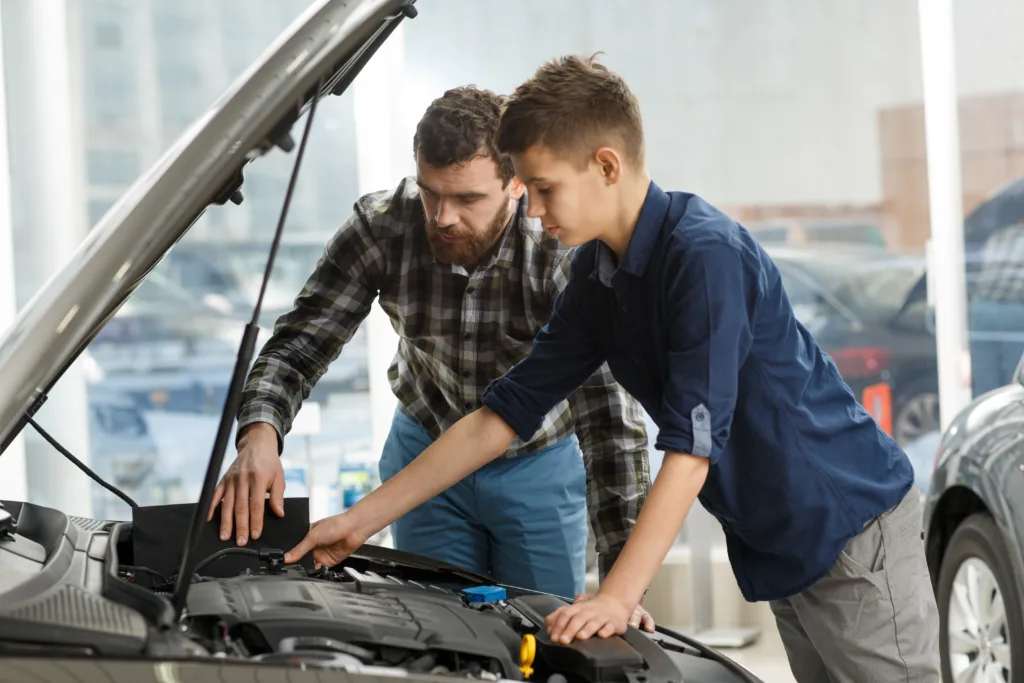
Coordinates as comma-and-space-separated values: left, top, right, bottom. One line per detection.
0, 0, 415, 450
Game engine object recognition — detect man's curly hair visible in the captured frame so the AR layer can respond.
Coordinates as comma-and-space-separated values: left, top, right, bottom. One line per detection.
413, 87, 515, 186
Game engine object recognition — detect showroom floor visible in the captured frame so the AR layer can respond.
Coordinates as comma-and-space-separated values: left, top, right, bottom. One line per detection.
726, 624, 797, 683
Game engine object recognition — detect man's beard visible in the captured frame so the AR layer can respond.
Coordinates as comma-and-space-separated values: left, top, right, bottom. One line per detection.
426, 201, 513, 267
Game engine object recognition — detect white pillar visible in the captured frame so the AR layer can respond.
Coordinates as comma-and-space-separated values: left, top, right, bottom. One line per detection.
5, 0, 94, 516
353, 25, 408, 458
0, 1, 27, 502
918, 0, 972, 428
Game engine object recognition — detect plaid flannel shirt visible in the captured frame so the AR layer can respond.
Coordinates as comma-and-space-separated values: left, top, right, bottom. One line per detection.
237, 177, 651, 578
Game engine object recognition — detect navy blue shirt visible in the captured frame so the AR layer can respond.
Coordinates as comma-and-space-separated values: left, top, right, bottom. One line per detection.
482, 181, 914, 602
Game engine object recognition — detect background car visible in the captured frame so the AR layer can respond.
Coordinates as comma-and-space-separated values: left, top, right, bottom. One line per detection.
923, 351, 1024, 682
767, 244, 938, 446
748, 217, 889, 249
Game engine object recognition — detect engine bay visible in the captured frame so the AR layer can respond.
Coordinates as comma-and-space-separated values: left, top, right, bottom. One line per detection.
184, 568, 531, 678
137, 550, 671, 681
0, 500, 760, 683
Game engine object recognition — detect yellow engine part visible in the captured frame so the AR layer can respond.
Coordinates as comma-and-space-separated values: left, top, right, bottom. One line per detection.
520, 633, 537, 678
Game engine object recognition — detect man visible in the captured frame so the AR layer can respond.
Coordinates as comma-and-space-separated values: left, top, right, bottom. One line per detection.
284, 57, 940, 682
209, 86, 652, 614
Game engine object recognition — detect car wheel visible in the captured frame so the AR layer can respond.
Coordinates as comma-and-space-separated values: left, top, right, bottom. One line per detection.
938, 513, 1022, 682
894, 390, 940, 446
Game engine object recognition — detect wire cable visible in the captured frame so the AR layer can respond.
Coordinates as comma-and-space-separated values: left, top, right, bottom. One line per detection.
26, 416, 138, 508
121, 565, 169, 585
193, 546, 260, 575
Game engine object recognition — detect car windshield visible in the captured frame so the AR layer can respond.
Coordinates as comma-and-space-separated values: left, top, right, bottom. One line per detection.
803, 256, 925, 322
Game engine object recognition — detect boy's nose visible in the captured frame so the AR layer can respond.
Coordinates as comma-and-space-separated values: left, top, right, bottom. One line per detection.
525, 196, 545, 218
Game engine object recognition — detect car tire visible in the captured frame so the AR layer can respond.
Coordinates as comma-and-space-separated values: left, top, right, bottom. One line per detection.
893, 386, 940, 446
937, 513, 1023, 682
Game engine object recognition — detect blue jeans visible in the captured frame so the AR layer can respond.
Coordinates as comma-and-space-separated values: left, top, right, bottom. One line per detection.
378, 409, 587, 598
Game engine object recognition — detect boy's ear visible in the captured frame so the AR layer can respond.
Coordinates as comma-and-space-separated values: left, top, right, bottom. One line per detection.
594, 147, 623, 185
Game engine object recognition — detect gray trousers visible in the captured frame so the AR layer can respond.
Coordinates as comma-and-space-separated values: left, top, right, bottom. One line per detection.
770, 486, 941, 682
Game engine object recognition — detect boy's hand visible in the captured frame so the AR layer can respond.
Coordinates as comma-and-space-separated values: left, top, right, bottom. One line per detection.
286, 409, 516, 569
283, 513, 369, 568
574, 593, 655, 632
546, 593, 632, 644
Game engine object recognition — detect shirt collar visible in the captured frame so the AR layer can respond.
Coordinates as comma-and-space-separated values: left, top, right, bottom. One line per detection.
594, 180, 671, 286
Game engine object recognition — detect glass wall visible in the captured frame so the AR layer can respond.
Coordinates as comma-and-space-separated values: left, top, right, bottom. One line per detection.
950, 1, 1024, 407
8, 0, 1022, 567
2, 0, 371, 522
401, 0, 931, 555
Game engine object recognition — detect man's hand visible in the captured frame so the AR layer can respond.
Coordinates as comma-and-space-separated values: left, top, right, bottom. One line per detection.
574, 593, 655, 633
208, 423, 285, 545
546, 593, 633, 644
284, 512, 368, 568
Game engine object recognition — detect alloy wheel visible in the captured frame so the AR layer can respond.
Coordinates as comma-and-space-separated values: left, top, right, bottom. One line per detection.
947, 557, 1011, 682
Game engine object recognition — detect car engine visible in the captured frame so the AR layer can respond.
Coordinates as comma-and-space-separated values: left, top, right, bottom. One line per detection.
182, 566, 527, 678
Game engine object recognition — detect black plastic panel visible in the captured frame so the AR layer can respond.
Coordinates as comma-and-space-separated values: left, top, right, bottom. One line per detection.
130, 498, 314, 581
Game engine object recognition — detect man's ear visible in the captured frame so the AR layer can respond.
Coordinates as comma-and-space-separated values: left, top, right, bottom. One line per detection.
594, 147, 623, 185
509, 176, 526, 200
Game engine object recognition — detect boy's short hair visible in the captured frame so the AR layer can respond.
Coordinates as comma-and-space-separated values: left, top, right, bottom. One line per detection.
413, 86, 515, 186
496, 53, 645, 169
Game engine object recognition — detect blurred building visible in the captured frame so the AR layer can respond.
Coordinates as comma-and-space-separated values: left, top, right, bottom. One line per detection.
2, 0, 373, 519
76, 0, 360, 239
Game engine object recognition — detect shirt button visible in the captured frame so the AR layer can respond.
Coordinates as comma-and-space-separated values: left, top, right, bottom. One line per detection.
462, 370, 471, 378
621, 304, 628, 312
463, 332, 471, 340
466, 286, 476, 295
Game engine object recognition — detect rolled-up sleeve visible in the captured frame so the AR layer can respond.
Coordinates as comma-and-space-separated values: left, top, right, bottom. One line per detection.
655, 239, 758, 464
482, 255, 606, 441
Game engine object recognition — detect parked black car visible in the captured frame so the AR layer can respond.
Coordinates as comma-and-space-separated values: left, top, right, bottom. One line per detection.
766, 245, 938, 446
923, 352, 1024, 682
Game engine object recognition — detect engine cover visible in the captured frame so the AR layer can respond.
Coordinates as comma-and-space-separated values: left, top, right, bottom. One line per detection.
185, 575, 522, 676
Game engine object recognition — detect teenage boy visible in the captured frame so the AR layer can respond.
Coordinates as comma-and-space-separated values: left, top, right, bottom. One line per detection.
285, 56, 940, 682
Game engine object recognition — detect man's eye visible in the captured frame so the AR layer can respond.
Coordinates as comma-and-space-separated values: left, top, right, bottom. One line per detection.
536, 187, 552, 196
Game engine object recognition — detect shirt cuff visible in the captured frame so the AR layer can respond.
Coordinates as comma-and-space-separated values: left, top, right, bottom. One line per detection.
654, 403, 718, 462
481, 377, 545, 442
236, 407, 285, 454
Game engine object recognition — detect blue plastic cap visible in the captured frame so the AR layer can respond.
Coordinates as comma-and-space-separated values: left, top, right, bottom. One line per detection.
461, 585, 507, 603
